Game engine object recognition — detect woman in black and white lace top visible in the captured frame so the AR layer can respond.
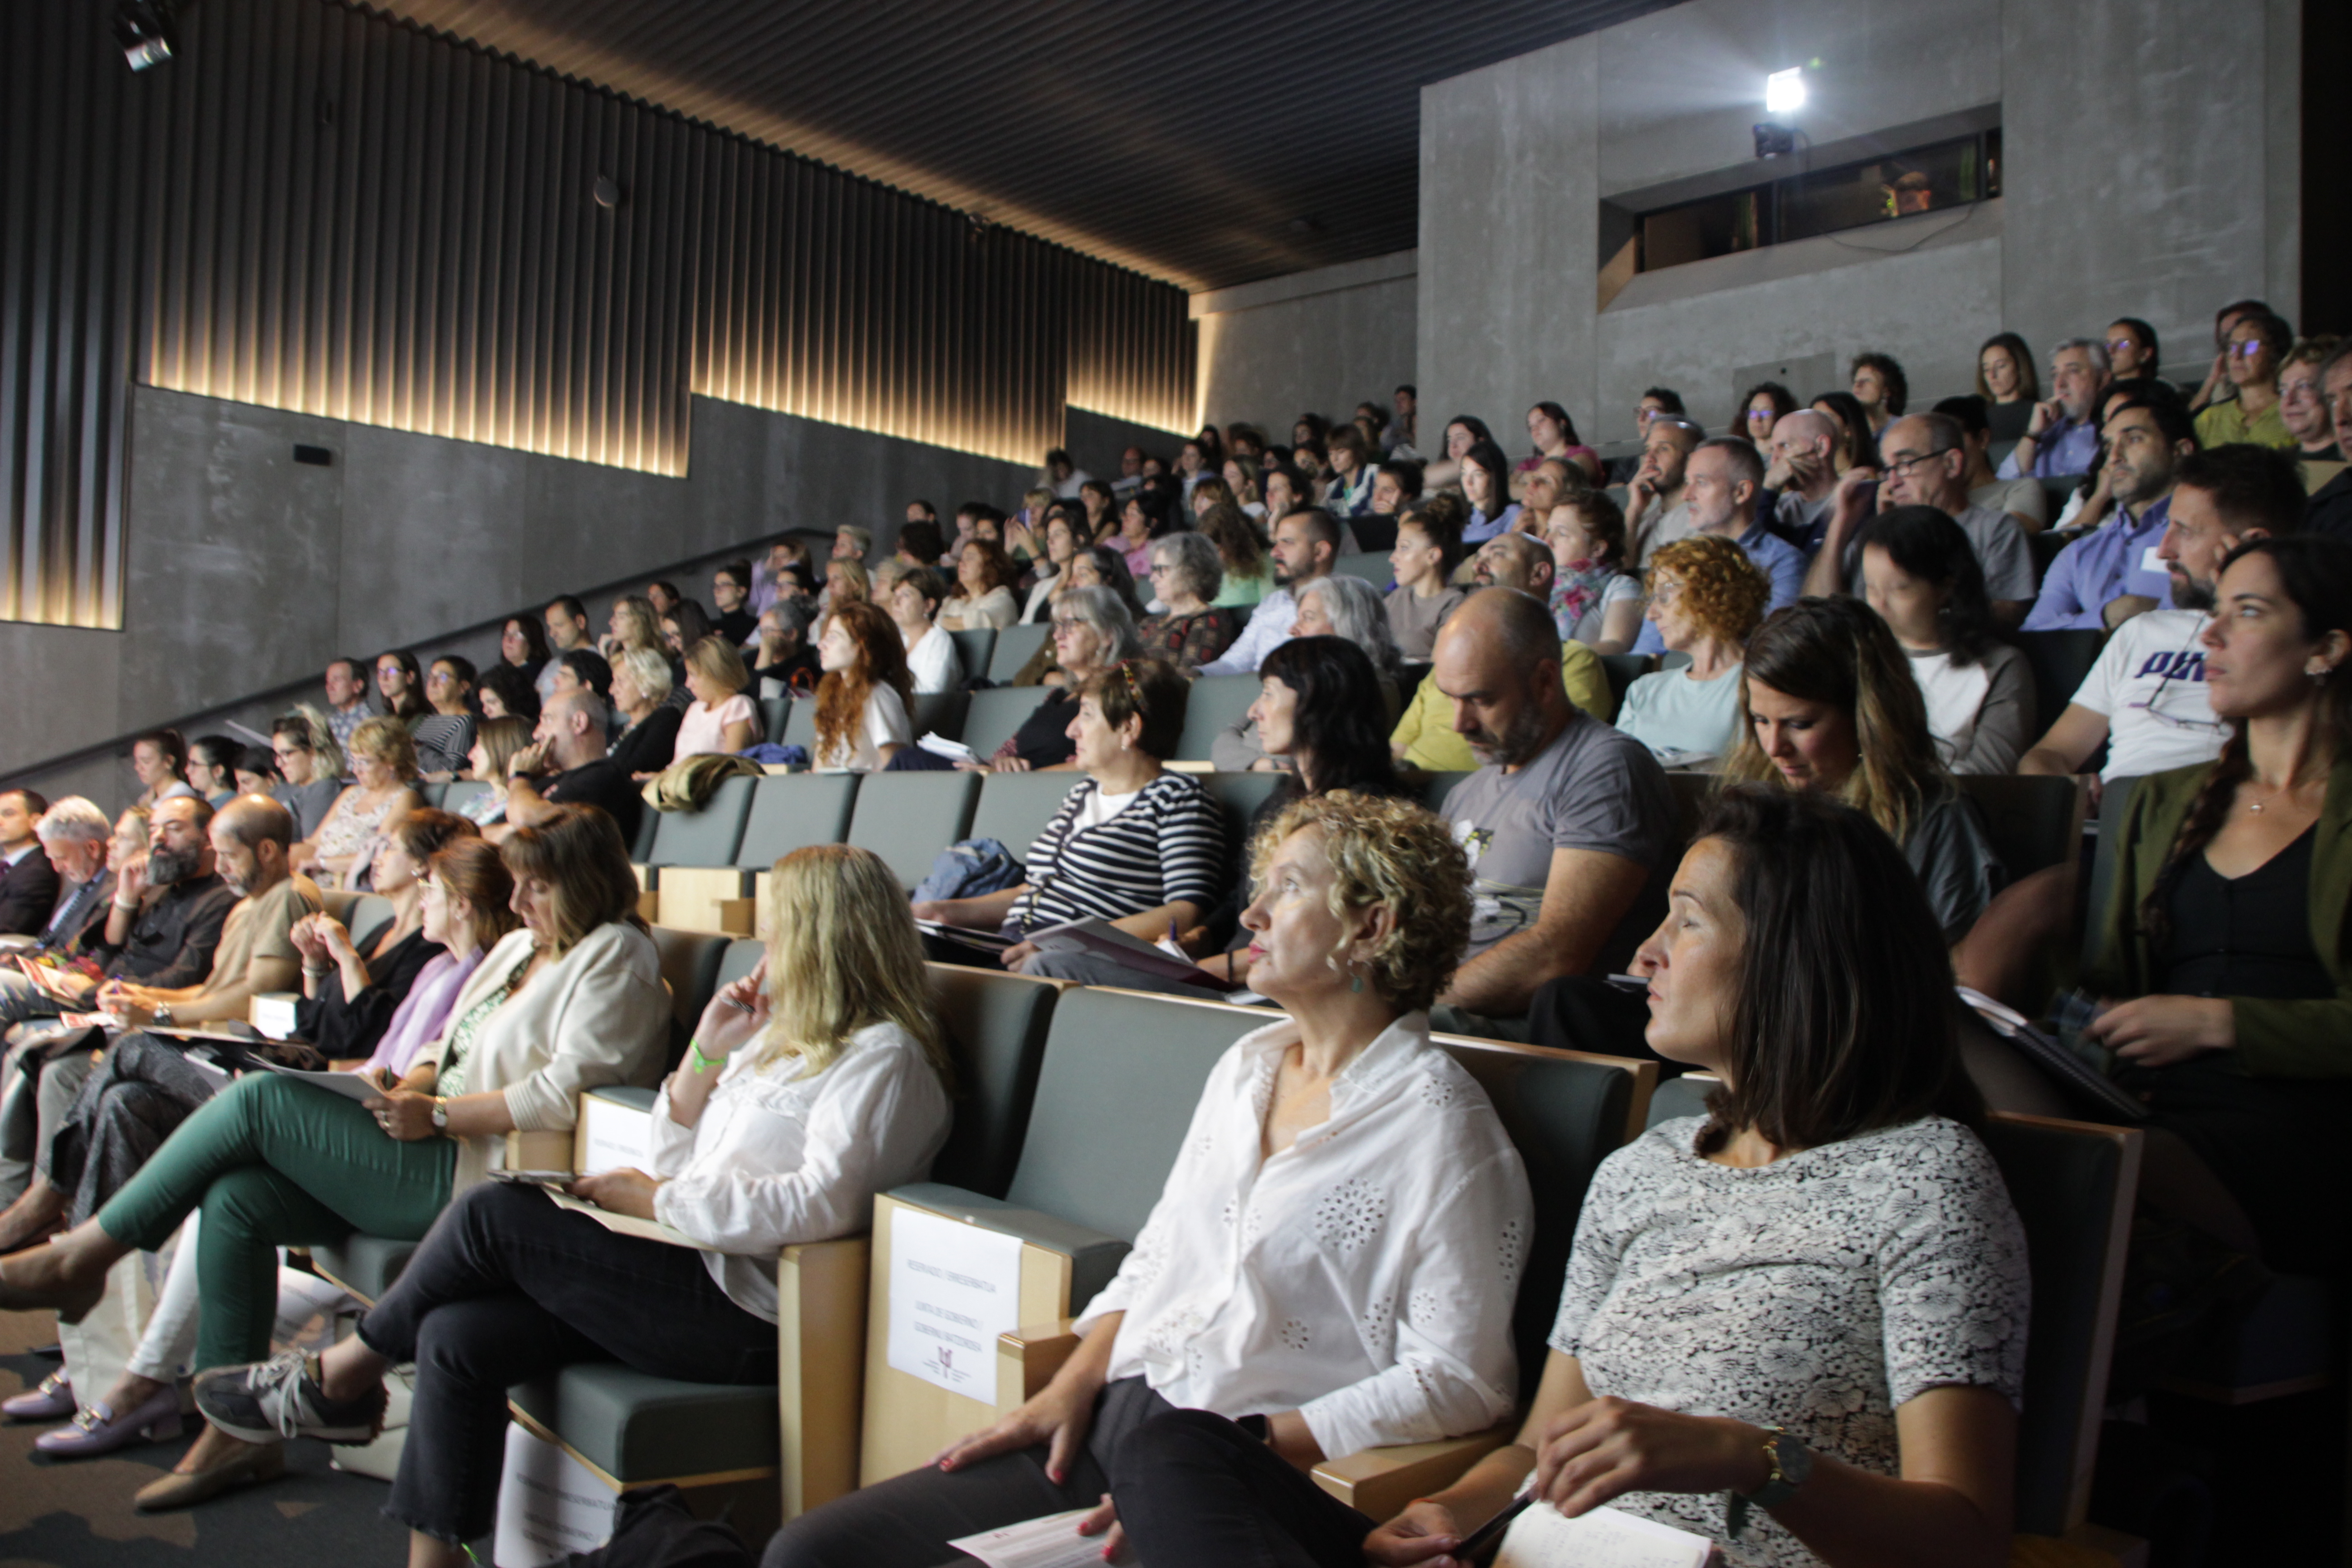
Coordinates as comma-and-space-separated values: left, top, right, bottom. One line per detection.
1117, 785, 2030, 1568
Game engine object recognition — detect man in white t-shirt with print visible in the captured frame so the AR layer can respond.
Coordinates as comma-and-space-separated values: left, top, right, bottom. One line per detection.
2020, 444, 2310, 784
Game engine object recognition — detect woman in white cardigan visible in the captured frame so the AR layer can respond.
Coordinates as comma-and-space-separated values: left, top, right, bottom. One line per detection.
183, 843, 951, 1564
766, 791, 1534, 1568
0, 805, 669, 1511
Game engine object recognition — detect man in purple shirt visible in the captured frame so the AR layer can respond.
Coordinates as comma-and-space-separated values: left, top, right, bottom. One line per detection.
1998, 338, 2112, 480
2022, 396, 2196, 631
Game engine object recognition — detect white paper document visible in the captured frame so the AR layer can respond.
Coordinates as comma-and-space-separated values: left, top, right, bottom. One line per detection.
1496, 1502, 1716, 1568
946, 1509, 1102, 1568
886, 1205, 1024, 1399
248, 1061, 382, 1102
574, 1092, 656, 1176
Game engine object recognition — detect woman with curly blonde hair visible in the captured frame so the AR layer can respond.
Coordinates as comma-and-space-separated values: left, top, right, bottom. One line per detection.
770, 792, 1533, 1568
1721, 598, 2004, 940
1614, 534, 1771, 761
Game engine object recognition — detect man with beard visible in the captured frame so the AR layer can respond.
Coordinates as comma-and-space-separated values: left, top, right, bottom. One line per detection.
1425, 590, 1672, 1041
2021, 444, 2308, 784
0, 795, 235, 1207
0, 795, 319, 1248
2024, 397, 2199, 631
2000, 337, 2114, 479
1196, 508, 1340, 676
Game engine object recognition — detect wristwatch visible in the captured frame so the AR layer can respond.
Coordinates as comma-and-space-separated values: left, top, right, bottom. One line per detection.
430, 1097, 450, 1132
152, 1004, 174, 1028
1727, 1426, 1812, 1538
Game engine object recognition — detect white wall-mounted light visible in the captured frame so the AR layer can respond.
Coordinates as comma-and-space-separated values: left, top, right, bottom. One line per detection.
1765, 68, 1806, 116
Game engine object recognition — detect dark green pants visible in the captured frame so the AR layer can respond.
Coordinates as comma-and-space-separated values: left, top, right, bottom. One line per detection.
99, 1073, 456, 1372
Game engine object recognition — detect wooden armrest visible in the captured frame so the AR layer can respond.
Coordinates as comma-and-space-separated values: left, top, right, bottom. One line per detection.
777, 1234, 872, 1518
1310, 1423, 1515, 1520
995, 1318, 1080, 1410
506, 1128, 575, 1172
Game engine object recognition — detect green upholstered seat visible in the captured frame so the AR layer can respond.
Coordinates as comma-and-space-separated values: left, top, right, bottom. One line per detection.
845, 770, 981, 892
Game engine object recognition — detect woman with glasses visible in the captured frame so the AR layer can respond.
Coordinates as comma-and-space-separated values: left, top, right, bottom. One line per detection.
269, 710, 345, 842
2105, 318, 2168, 397
290, 718, 422, 890
1738, 382, 1799, 447
2081, 536, 2352, 1277
374, 651, 428, 723
415, 657, 479, 781
893, 587, 1141, 776
2278, 338, 2342, 466
1139, 532, 1240, 674
1976, 332, 2040, 443
2195, 311, 2297, 451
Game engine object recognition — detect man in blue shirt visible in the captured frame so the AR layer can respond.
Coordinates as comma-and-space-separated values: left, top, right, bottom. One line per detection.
2022, 396, 2197, 631
1631, 438, 1802, 655
1998, 338, 2112, 479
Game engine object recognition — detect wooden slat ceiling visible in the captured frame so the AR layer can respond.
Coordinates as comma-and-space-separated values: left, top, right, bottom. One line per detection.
360, 0, 1674, 292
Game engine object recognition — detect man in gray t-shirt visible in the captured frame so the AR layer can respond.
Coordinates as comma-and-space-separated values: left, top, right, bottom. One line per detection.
1429, 590, 1674, 1023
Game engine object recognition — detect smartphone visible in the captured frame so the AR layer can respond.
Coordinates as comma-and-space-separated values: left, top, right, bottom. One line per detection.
1456, 1494, 1536, 1567
489, 1170, 575, 1187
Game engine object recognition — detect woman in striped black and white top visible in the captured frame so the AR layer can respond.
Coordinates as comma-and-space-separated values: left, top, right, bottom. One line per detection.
912, 658, 1226, 978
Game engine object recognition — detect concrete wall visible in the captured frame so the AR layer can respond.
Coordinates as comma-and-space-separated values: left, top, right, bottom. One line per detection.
1193, 252, 1418, 437
1, 388, 1033, 809
1421, 0, 2301, 446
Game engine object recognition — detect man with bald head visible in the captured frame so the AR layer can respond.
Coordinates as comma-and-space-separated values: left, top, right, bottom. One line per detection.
1469, 531, 1556, 598
1804, 411, 2038, 625
1427, 589, 1673, 1038
1764, 407, 1842, 549
497, 685, 642, 844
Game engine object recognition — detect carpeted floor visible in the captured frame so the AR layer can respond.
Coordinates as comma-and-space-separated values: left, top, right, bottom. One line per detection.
0, 1307, 405, 1568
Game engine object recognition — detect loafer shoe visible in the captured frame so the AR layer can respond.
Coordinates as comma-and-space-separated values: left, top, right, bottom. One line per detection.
33, 1383, 185, 1457
193, 1350, 386, 1446
133, 1440, 284, 1512
3, 1370, 72, 1421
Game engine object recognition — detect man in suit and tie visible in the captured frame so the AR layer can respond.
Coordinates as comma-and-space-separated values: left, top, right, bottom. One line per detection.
0, 792, 58, 936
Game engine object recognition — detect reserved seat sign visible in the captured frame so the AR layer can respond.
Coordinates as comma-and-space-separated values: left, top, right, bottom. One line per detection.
887, 1205, 1024, 1397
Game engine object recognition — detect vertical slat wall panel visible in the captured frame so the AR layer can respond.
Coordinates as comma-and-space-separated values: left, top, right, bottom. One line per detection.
138, 0, 700, 478
1066, 265, 1198, 435
0, 0, 1192, 629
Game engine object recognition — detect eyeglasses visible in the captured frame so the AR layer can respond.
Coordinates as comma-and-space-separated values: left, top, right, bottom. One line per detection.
1050, 617, 1085, 634
1146, 562, 1172, 575
1880, 447, 1955, 478
2105, 337, 2138, 354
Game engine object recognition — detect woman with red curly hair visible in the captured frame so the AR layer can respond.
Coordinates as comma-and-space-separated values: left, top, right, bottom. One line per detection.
1614, 534, 1771, 762
812, 601, 913, 773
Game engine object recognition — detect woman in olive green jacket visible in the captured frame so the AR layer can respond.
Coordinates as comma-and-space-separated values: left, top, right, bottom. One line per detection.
2082, 537, 2351, 1273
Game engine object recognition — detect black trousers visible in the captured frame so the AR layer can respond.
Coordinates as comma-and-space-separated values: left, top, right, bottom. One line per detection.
358, 1180, 778, 1545
761, 1377, 1174, 1568
1114, 1409, 1378, 1568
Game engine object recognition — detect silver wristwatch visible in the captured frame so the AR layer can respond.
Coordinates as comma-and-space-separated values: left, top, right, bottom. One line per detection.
153, 1004, 174, 1028
1727, 1426, 1812, 1537
430, 1096, 450, 1131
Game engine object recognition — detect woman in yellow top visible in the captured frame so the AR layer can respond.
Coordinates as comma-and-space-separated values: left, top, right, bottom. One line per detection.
2194, 310, 2297, 451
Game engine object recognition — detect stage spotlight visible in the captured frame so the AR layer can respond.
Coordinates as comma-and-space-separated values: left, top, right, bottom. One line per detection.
1765, 67, 1806, 115
115, 0, 182, 69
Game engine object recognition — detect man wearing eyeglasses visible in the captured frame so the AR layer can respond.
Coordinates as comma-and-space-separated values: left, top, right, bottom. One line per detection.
2304, 340, 2352, 544
1998, 338, 2112, 480
1803, 412, 2037, 626
2020, 445, 2307, 784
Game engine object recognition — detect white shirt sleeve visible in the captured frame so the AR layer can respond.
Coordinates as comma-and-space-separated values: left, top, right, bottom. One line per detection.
2069, 618, 2139, 717
867, 684, 914, 752
652, 1035, 951, 1254
1196, 592, 1293, 676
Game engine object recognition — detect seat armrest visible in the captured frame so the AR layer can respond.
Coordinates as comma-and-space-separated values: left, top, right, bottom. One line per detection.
1310, 1424, 1516, 1520
886, 1182, 1132, 1310
996, 1319, 1080, 1409
778, 1234, 871, 1517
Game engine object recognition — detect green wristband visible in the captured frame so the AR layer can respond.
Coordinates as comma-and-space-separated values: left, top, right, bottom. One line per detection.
687, 1038, 723, 1074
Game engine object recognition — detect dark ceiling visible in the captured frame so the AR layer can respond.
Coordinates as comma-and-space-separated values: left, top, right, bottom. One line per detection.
362, 0, 1673, 292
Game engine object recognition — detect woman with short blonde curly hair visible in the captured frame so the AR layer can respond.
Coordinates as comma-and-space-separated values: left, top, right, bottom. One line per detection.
293, 716, 422, 888
772, 788, 1531, 1568
1614, 534, 1770, 763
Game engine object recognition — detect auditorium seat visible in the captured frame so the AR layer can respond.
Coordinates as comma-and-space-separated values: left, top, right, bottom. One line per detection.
759, 696, 790, 743
639, 774, 760, 925
947, 628, 996, 685
780, 701, 818, 753
1413, 770, 1474, 813
968, 770, 1076, 859
960, 686, 1044, 759
439, 780, 492, 817
319, 891, 393, 944
2006, 627, 2106, 732
909, 690, 970, 744
1174, 675, 1261, 763
1312, 1029, 1656, 1516
415, 783, 449, 807
845, 771, 982, 892
663, 774, 862, 936
648, 925, 733, 1073
1198, 770, 1287, 878
1332, 551, 1392, 587
988, 622, 1050, 682
1958, 774, 2088, 881
1597, 652, 1653, 715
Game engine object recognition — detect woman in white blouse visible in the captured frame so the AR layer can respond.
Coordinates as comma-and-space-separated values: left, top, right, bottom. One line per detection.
1142, 785, 2027, 1568
879, 562, 962, 695
182, 844, 950, 1565
770, 791, 1534, 1568
937, 536, 1020, 631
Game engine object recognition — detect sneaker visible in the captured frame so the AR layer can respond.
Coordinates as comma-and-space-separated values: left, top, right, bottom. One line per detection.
192, 1351, 387, 1446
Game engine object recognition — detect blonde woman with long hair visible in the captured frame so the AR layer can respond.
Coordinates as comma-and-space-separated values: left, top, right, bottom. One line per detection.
1720, 597, 2005, 940
172, 843, 946, 1561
